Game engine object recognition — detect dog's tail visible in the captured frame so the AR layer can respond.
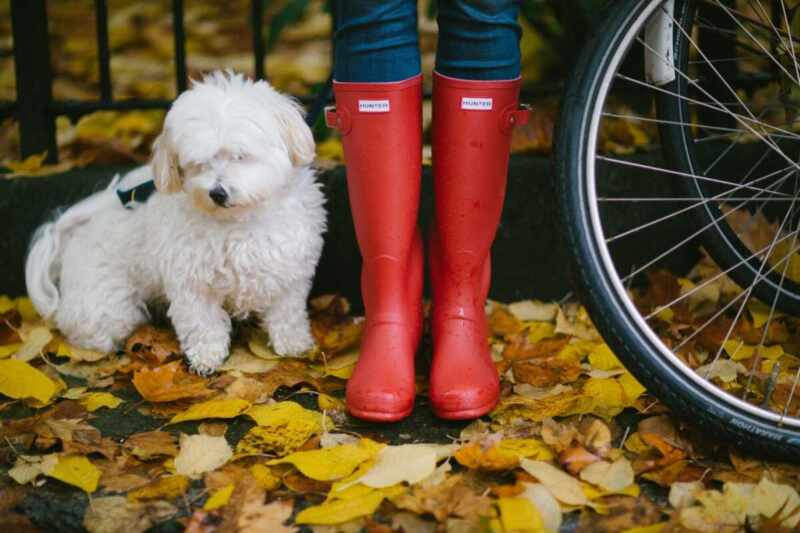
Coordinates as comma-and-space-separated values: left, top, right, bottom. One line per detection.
25, 176, 122, 320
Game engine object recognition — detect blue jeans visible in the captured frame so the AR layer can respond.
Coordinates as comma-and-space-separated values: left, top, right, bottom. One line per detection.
334, 0, 521, 83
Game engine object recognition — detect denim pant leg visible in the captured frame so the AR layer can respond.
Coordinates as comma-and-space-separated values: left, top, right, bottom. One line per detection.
334, 0, 421, 83
436, 0, 522, 80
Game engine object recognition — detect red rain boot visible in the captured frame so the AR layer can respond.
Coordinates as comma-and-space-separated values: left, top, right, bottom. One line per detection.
429, 72, 529, 420
326, 75, 424, 422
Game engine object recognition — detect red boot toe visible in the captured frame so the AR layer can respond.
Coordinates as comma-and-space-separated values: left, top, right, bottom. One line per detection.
429, 318, 499, 419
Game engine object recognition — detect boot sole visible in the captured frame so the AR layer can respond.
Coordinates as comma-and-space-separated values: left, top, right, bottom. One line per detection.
347, 405, 413, 423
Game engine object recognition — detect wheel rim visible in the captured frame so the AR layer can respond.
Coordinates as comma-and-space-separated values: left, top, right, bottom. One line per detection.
582, 0, 800, 429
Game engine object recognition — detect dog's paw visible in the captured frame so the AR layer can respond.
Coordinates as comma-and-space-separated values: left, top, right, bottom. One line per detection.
185, 343, 228, 376
271, 328, 315, 358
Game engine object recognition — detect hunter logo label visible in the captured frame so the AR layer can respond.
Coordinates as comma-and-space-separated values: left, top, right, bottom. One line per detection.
358, 99, 390, 113
461, 97, 493, 110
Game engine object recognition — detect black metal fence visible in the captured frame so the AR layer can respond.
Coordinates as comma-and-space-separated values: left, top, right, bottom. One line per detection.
4, 0, 334, 164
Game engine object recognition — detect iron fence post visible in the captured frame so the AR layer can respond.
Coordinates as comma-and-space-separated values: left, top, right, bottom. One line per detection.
11, 0, 58, 163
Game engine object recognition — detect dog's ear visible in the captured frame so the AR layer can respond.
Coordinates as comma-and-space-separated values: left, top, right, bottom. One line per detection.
275, 99, 315, 167
151, 130, 182, 193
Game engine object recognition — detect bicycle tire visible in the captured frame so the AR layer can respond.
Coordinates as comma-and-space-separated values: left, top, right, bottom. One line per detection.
555, 0, 800, 459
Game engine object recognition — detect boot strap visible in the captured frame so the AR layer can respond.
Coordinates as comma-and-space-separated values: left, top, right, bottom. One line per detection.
501, 104, 532, 134
325, 105, 352, 135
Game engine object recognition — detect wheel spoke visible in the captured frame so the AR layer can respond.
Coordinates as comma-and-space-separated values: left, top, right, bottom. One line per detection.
666, 10, 800, 166
616, 167, 794, 284
598, 156, 792, 197
647, 228, 800, 320
604, 163, 792, 243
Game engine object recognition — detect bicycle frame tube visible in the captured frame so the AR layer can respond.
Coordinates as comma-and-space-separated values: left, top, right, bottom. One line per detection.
645, 0, 676, 86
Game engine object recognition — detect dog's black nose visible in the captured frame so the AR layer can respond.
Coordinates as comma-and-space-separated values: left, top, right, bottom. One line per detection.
209, 185, 228, 207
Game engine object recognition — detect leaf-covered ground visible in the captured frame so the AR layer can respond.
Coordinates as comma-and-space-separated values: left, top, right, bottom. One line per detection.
3, 259, 800, 533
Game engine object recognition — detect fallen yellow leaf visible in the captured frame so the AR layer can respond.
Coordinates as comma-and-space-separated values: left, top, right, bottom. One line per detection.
56, 343, 107, 362
238, 401, 330, 456
0, 295, 14, 313
203, 483, 234, 510
520, 459, 588, 506
79, 392, 123, 412
268, 438, 384, 481
295, 490, 385, 525
580, 457, 634, 492
250, 464, 282, 491
0, 343, 22, 358
174, 434, 233, 479
168, 398, 251, 425
15, 297, 38, 321
318, 393, 346, 411
0, 359, 59, 404
127, 475, 190, 502
588, 344, 623, 371
356, 444, 455, 488
45, 455, 101, 493
14, 326, 53, 362
455, 439, 553, 470
498, 497, 545, 532
723, 340, 753, 361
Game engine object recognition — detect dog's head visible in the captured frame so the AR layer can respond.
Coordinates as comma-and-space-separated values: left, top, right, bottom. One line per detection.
151, 70, 314, 218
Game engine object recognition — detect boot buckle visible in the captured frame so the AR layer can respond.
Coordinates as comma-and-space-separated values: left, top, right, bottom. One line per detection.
501, 104, 532, 133
325, 106, 352, 135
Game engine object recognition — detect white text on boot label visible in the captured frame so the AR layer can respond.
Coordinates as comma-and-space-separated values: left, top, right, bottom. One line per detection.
358, 100, 390, 113
461, 97, 493, 110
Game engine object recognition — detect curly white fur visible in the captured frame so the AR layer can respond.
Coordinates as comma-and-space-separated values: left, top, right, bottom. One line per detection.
25, 71, 327, 374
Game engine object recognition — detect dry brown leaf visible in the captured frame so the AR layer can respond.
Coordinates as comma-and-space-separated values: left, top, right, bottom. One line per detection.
127, 475, 190, 502
282, 472, 332, 494
511, 104, 557, 154
259, 360, 320, 397
454, 439, 552, 471
123, 431, 179, 460
0, 309, 22, 344
575, 494, 662, 533
640, 460, 706, 487
132, 361, 212, 402
581, 418, 613, 457
125, 326, 181, 365
218, 474, 296, 532
558, 445, 601, 475
391, 473, 494, 523
503, 335, 570, 362
488, 306, 525, 337
512, 356, 582, 387
311, 316, 363, 354
83, 496, 176, 533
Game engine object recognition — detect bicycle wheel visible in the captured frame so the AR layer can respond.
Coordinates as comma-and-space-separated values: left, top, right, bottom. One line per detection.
556, 0, 800, 457
659, 0, 800, 316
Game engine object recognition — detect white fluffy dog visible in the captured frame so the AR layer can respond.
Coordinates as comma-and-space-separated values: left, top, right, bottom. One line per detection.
25, 71, 327, 374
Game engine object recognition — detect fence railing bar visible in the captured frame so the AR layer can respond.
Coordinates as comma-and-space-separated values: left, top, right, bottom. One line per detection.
251, 0, 265, 80
47, 93, 330, 117
10, 0, 58, 162
172, 0, 188, 94
0, 102, 17, 119
94, 0, 113, 101
50, 100, 174, 113
305, 76, 333, 127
